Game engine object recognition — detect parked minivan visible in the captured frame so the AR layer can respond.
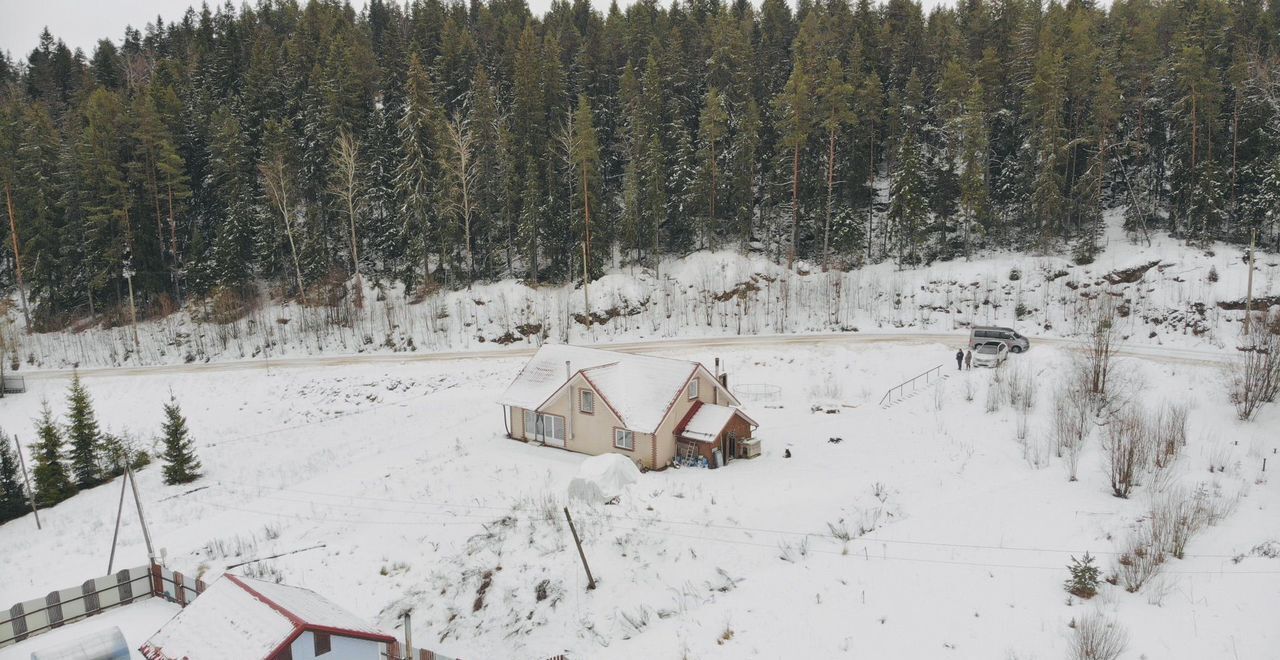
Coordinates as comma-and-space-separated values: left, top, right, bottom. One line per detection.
967, 326, 1030, 353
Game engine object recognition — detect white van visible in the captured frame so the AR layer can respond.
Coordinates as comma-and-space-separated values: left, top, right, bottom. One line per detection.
967, 326, 1030, 353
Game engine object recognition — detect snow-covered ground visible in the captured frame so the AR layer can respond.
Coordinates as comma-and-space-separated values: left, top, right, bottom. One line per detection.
1, 336, 1276, 659
0, 599, 179, 659
2, 213, 1275, 370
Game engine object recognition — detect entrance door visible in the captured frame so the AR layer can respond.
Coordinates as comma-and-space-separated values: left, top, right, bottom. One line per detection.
535, 413, 565, 448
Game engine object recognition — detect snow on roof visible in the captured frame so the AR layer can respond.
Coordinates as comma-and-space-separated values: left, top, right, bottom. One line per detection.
245, 576, 389, 638
140, 575, 393, 660
581, 358, 697, 433
141, 576, 295, 659
498, 344, 702, 433
675, 401, 752, 442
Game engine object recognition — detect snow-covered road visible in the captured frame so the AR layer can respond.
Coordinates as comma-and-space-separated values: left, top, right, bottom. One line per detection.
21, 330, 1235, 381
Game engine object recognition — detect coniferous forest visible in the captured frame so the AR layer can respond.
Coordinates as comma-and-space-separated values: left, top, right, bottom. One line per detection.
1, 0, 1279, 329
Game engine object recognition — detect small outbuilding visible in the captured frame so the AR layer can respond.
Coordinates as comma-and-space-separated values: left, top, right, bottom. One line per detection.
140, 574, 397, 660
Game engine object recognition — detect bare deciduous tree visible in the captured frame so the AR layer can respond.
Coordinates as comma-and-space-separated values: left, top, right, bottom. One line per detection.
441, 114, 478, 281
1082, 298, 1120, 401
330, 130, 364, 308
1070, 612, 1128, 660
1229, 311, 1280, 421
260, 155, 307, 305
1101, 409, 1150, 498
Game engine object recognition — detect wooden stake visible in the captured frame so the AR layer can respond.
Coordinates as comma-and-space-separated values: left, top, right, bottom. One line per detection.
13, 435, 41, 530
126, 461, 155, 562
4, 181, 32, 331
563, 507, 596, 590
403, 611, 413, 660
124, 263, 140, 354
1245, 230, 1256, 335
107, 469, 130, 574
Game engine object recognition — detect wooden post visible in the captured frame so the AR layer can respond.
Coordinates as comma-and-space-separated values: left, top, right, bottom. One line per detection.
13, 435, 40, 530
1244, 230, 1256, 335
563, 507, 596, 590
402, 611, 413, 660
107, 470, 130, 573
4, 181, 32, 331
124, 263, 140, 354
126, 461, 155, 562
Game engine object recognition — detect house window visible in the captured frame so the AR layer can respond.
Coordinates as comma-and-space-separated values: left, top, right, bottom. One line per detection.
523, 409, 537, 437
313, 631, 331, 656
614, 428, 634, 451
580, 389, 595, 414
687, 379, 699, 400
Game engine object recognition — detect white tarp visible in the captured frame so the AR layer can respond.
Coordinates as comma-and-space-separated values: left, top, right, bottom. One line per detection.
567, 454, 641, 503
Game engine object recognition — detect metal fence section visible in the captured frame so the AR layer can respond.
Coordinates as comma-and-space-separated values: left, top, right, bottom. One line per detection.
0, 563, 205, 649
878, 364, 945, 407
1, 373, 24, 394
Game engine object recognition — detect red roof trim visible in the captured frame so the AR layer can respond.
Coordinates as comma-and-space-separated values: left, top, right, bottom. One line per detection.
649, 365, 700, 434
225, 574, 306, 628
303, 624, 397, 645
578, 370, 629, 427
224, 574, 397, 652
673, 400, 704, 436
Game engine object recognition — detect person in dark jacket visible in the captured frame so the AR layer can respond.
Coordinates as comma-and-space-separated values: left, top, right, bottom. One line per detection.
955, 349, 964, 370
965, 350, 973, 370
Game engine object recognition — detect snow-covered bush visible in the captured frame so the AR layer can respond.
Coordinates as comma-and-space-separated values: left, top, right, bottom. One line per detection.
1229, 313, 1280, 421
1115, 527, 1165, 593
1069, 612, 1128, 660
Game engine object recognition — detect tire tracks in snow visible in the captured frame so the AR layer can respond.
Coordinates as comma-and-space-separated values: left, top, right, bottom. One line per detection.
20, 331, 1234, 380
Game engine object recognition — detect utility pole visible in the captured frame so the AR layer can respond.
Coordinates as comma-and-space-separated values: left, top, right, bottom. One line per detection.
126, 461, 156, 563
563, 507, 596, 590
123, 260, 141, 354
13, 435, 41, 530
1245, 230, 1256, 335
107, 468, 130, 573
4, 181, 32, 331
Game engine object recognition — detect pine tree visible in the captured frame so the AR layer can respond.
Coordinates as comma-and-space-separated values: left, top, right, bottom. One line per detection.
65, 372, 102, 488
816, 58, 854, 269
569, 96, 604, 281
0, 432, 28, 522
31, 400, 75, 508
160, 393, 201, 485
774, 59, 814, 269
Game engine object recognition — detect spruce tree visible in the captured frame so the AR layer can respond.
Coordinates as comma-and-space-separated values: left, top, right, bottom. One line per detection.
0, 432, 28, 523
159, 393, 201, 485
31, 400, 75, 508
66, 371, 102, 488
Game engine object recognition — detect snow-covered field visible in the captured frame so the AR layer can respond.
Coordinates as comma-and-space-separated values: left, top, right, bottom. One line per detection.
1, 336, 1276, 659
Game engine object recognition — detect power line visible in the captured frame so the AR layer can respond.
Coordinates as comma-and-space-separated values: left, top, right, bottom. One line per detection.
211, 480, 1244, 560
198, 482, 1269, 571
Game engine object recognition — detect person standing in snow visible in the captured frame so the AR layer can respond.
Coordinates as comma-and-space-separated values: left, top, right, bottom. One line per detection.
955, 349, 964, 370
965, 350, 973, 370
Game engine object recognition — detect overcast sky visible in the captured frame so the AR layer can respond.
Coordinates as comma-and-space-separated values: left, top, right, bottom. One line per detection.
1, 0, 958, 60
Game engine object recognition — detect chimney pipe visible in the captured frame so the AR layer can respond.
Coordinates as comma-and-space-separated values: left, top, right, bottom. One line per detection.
714, 357, 720, 376
566, 360, 572, 381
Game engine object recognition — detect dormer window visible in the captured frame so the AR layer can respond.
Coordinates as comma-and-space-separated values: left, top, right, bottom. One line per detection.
687, 379, 699, 400
580, 389, 595, 414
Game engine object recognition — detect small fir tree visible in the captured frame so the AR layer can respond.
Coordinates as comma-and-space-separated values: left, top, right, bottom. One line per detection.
160, 394, 201, 485
32, 400, 76, 508
1064, 552, 1101, 599
66, 372, 103, 488
0, 432, 29, 522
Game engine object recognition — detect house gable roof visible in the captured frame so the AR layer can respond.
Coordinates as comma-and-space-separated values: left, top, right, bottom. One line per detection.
498, 344, 738, 434
140, 574, 393, 660
676, 402, 758, 442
